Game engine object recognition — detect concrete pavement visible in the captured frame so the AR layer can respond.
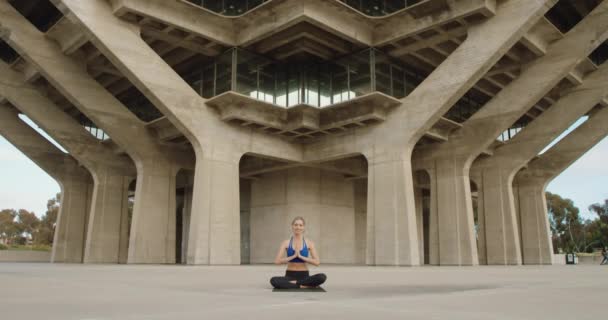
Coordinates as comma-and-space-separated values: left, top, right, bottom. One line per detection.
0, 263, 605, 319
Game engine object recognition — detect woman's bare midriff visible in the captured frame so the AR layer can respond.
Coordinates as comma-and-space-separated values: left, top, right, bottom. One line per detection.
286, 262, 309, 271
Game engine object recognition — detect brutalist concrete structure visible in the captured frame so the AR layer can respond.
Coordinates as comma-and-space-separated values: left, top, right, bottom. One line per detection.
0, 0, 606, 266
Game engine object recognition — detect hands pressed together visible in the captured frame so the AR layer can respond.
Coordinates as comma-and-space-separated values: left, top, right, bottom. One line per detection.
288, 247, 303, 261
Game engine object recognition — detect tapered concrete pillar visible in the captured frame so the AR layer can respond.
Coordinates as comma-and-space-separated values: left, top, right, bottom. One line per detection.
414, 1, 608, 265
128, 163, 178, 263
0, 104, 93, 263
472, 61, 608, 264
52, 0, 302, 264
85, 168, 132, 263
515, 105, 608, 264
513, 178, 553, 264
0, 60, 135, 263
53, 176, 93, 263
303, 0, 554, 265
187, 156, 241, 264
366, 152, 419, 265
0, 2, 193, 264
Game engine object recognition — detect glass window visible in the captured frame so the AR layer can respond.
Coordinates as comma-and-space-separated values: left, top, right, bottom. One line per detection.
193, 46, 420, 106
349, 50, 372, 97
391, 66, 406, 99
374, 54, 391, 96
236, 49, 261, 97
215, 49, 233, 95
201, 65, 215, 98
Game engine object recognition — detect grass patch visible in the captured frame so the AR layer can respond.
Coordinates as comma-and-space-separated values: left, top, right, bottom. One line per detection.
6, 244, 52, 252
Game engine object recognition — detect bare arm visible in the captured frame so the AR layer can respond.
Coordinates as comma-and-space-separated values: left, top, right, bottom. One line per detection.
274, 240, 297, 265
297, 240, 320, 266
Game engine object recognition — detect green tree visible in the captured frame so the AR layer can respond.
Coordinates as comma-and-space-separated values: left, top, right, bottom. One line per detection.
546, 192, 585, 253
588, 199, 608, 248
0, 209, 20, 244
17, 209, 40, 241
34, 193, 61, 245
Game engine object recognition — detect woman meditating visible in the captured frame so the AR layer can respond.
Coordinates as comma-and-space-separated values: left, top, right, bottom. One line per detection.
270, 216, 327, 289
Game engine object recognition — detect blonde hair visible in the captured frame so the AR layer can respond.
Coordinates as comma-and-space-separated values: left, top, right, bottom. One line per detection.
291, 216, 306, 225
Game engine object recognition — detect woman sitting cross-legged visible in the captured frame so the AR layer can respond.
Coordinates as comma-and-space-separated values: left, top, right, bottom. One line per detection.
270, 216, 327, 289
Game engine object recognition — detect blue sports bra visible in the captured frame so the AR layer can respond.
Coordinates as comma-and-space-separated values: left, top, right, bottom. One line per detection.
286, 237, 309, 263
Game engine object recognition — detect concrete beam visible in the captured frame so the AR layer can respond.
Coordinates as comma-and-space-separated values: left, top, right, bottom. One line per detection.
106, 0, 496, 50
238, 0, 372, 46
518, 105, 608, 184
519, 18, 559, 56
477, 62, 608, 171
389, 26, 467, 57
0, 62, 134, 174
20, 60, 41, 83
108, 0, 235, 45
374, 0, 496, 46
46, 17, 89, 55
141, 27, 220, 56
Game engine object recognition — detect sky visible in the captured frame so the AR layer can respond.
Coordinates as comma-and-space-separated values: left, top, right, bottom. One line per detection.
0, 118, 606, 220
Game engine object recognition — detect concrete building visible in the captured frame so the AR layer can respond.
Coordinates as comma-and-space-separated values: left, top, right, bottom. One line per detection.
0, 0, 606, 266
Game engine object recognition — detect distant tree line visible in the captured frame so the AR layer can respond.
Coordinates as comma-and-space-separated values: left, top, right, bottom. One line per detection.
0, 194, 60, 247
546, 192, 608, 253
1, 191, 606, 254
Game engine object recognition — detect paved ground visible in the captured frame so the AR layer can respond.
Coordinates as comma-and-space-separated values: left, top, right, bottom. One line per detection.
0, 263, 606, 319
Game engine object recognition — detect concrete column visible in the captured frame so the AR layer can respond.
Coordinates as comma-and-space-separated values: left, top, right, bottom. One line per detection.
0, 61, 135, 263
128, 162, 178, 263
514, 105, 608, 264
436, 156, 478, 265
187, 155, 242, 264
85, 168, 132, 263
513, 178, 553, 264
0, 104, 92, 263
54, 175, 94, 263
366, 152, 419, 266
471, 61, 608, 264
414, 2, 608, 265
53, 0, 302, 265
0, 3, 191, 264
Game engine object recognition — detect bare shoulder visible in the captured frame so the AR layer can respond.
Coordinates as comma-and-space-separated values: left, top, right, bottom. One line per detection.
305, 239, 316, 248
280, 239, 289, 248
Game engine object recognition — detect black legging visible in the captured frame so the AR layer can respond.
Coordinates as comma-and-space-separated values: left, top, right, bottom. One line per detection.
270, 270, 327, 289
